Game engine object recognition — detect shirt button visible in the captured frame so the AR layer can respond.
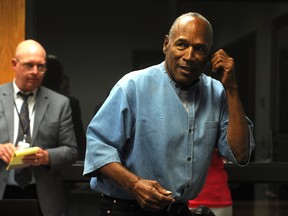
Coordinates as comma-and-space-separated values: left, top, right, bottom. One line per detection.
187, 157, 191, 161
189, 129, 192, 133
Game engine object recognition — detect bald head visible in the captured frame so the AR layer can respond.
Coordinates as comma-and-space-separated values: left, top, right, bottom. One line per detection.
15, 39, 46, 60
12, 39, 47, 92
168, 12, 213, 43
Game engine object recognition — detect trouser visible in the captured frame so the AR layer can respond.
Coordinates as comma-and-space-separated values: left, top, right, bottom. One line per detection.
3, 185, 44, 216
100, 194, 192, 216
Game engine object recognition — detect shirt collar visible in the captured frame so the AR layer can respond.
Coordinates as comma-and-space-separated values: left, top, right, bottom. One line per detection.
160, 62, 201, 95
13, 81, 38, 99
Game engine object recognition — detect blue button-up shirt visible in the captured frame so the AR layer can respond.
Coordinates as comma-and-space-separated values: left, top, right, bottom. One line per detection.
84, 62, 255, 201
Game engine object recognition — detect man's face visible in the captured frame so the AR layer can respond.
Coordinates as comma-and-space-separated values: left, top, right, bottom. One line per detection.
163, 17, 213, 89
13, 52, 46, 92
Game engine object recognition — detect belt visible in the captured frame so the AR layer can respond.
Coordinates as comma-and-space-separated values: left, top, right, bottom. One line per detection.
101, 194, 143, 212
101, 194, 192, 216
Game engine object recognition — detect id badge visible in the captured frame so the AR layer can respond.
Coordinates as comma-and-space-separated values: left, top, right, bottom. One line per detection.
17, 141, 30, 149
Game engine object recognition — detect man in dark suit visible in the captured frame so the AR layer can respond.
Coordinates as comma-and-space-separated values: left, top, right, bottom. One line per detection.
0, 39, 78, 216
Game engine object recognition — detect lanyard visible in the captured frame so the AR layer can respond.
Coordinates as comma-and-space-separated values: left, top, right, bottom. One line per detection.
13, 99, 30, 143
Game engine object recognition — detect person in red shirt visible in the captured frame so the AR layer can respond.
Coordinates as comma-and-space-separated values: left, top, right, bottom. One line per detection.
189, 148, 233, 216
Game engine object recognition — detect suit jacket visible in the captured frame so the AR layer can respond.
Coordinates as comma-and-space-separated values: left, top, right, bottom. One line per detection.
0, 82, 78, 216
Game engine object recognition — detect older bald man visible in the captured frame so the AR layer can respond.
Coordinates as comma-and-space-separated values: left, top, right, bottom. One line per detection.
0, 39, 78, 216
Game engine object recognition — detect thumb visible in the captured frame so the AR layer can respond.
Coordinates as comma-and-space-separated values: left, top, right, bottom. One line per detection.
154, 183, 173, 197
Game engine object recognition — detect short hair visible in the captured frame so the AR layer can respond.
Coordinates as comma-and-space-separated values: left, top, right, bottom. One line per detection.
168, 12, 213, 40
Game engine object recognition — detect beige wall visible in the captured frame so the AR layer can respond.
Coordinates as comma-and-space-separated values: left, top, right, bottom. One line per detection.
0, 0, 25, 84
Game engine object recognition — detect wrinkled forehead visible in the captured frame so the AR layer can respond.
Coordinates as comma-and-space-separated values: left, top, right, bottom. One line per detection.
170, 17, 213, 48
175, 16, 212, 38
17, 50, 46, 63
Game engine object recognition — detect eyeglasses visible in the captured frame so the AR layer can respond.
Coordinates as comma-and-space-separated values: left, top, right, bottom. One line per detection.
16, 59, 46, 73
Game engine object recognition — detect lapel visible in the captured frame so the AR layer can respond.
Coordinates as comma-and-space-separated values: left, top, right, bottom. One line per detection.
31, 87, 49, 146
1, 83, 15, 142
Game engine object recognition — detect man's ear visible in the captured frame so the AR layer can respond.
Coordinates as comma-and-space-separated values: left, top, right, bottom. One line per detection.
163, 35, 169, 54
11, 58, 18, 70
209, 44, 215, 59
12, 58, 17, 66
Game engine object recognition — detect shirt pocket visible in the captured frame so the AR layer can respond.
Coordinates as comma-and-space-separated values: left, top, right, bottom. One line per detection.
205, 121, 219, 159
